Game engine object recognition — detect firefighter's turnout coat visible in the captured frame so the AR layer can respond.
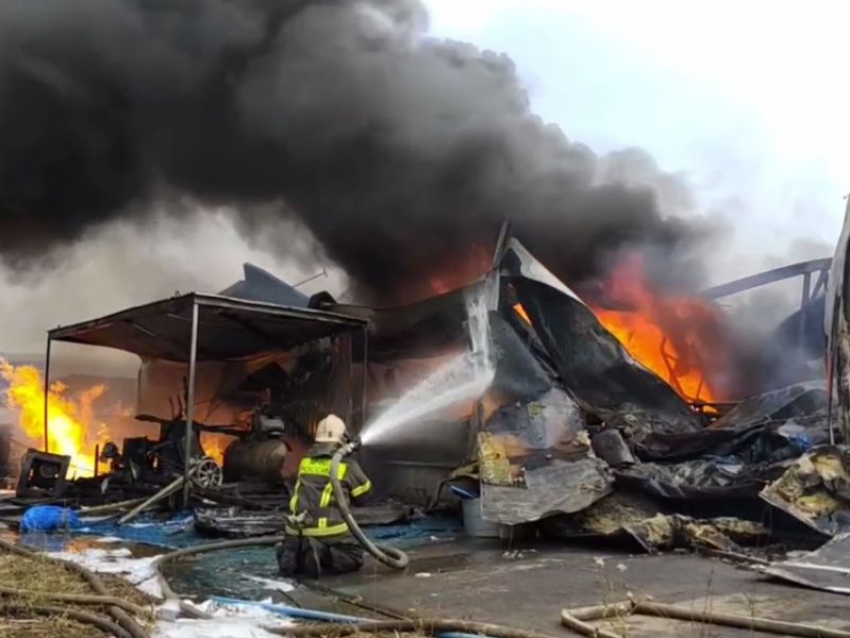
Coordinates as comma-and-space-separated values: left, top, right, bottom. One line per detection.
285, 443, 372, 538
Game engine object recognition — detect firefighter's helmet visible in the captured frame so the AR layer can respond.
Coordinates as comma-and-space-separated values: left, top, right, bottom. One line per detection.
315, 414, 347, 444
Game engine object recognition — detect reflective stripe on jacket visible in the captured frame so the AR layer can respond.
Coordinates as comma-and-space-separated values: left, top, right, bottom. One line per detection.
286, 444, 372, 537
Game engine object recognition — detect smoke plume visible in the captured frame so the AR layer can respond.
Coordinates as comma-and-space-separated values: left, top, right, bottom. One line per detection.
0, 212, 345, 354
0, 0, 717, 303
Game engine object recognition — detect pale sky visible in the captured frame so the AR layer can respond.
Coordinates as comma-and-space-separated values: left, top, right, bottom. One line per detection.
425, 0, 849, 268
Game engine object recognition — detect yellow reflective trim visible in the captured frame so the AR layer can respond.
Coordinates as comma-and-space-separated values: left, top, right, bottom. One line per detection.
289, 479, 301, 514
351, 480, 372, 498
299, 457, 331, 477
318, 517, 327, 528
286, 522, 349, 537
319, 481, 334, 508
299, 457, 348, 479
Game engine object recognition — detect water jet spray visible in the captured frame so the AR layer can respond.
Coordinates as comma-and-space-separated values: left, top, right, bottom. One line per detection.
359, 279, 496, 448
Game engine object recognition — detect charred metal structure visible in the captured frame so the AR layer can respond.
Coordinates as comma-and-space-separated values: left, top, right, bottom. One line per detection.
16, 450, 70, 499
0, 425, 10, 486
42, 293, 367, 507
703, 257, 831, 392
6, 236, 835, 548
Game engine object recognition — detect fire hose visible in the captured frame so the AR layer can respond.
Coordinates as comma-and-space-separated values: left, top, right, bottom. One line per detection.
330, 441, 409, 570
152, 440, 407, 620
0, 538, 150, 638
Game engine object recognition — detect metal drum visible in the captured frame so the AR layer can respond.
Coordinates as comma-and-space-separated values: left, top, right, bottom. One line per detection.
223, 439, 289, 484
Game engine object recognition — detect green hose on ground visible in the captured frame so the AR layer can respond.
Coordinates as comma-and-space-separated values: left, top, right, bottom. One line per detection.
330, 442, 409, 570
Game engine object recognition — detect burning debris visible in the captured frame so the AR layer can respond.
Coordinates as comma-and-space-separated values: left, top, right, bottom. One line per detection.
0, 2, 841, 601
0, 1, 816, 536
0, 360, 108, 478
0, 228, 836, 573
0, 234, 836, 552
590, 252, 728, 405
0, 3, 846, 635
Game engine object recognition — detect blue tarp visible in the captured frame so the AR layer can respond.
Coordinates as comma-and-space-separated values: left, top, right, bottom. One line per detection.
20, 506, 81, 533
6, 514, 463, 615
66, 512, 460, 550
73, 512, 199, 549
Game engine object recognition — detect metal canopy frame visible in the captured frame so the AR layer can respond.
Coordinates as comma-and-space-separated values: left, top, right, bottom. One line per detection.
701, 258, 832, 300
44, 293, 369, 505
700, 258, 833, 357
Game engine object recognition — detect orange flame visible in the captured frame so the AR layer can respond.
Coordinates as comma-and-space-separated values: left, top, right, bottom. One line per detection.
590, 254, 725, 403
200, 432, 228, 466
513, 303, 531, 325
1, 359, 109, 478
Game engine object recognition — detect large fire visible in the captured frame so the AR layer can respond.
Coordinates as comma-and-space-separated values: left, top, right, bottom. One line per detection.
1, 359, 109, 478
511, 254, 727, 404
589, 254, 726, 403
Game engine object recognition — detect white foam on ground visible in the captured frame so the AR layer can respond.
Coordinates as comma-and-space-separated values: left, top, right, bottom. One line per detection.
49, 544, 295, 638
48, 547, 163, 597
154, 599, 293, 638
240, 574, 296, 592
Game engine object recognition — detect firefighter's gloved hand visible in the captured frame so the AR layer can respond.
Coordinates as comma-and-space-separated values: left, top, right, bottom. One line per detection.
286, 511, 308, 529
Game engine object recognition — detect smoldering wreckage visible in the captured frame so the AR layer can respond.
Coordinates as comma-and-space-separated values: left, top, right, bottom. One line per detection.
4, 214, 850, 627
3, 233, 832, 542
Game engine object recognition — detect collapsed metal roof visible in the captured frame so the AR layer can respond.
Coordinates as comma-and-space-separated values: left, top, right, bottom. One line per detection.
48, 293, 366, 362
219, 263, 310, 308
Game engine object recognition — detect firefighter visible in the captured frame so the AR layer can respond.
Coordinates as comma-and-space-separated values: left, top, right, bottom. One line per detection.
277, 414, 372, 577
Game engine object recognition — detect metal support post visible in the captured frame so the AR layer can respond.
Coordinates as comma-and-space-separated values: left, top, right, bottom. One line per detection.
43, 338, 52, 453
361, 327, 368, 432
800, 272, 812, 353
183, 302, 200, 508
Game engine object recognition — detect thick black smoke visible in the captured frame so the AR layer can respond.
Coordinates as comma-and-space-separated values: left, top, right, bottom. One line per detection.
0, 0, 714, 302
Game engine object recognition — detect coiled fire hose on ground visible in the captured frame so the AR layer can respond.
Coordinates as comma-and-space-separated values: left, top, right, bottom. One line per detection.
0, 538, 151, 638
330, 441, 409, 570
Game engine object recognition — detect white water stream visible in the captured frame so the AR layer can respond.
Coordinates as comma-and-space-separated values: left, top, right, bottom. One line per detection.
360, 280, 496, 446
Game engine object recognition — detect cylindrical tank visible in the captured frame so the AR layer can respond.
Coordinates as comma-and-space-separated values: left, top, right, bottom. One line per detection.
223, 439, 289, 484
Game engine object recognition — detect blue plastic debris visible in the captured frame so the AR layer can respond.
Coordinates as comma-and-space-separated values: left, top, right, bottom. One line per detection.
449, 485, 479, 500
789, 433, 813, 454
74, 512, 198, 549
20, 506, 81, 533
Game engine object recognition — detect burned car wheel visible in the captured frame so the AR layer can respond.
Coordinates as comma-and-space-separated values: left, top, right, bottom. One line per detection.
191, 456, 223, 489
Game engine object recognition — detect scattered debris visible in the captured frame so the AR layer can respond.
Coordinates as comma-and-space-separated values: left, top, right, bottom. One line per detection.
543, 488, 768, 553
760, 445, 850, 536
757, 531, 850, 594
